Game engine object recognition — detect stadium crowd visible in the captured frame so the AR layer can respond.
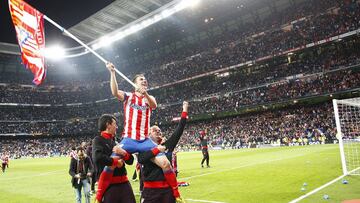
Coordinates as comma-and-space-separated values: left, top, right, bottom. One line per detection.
0, 119, 97, 136
152, 41, 360, 104
120, 0, 360, 86
1, 40, 360, 134
173, 104, 335, 151
1, 37, 359, 122
1, 103, 336, 158
0, 136, 90, 158
1, 62, 359, 134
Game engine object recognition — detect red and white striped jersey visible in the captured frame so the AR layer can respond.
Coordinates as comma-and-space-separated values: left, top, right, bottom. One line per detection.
122, 92, 153, 140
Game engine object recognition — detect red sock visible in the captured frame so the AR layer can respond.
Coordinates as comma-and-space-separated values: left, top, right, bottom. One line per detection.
163, 169, 180, 198
96, 168, 113, 202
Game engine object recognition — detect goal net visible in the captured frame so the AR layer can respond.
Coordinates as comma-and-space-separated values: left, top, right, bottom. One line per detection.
333, 98, 360, 175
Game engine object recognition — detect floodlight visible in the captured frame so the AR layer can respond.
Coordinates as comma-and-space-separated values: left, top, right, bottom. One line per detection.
41, 45, 65, 60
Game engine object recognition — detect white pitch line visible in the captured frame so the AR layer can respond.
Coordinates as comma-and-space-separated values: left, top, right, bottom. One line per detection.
0, 169, 66, 181
289, 167, 360, 203
179, 153, 307, 181
185, 198, 227, 203
134, 192, 226, 203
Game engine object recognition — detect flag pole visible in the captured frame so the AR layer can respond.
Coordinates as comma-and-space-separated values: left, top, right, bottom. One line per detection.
43, 15, 137, 88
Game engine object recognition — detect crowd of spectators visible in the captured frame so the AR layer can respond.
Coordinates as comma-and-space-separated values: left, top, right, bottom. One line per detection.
0, 104, 119, 121
152, 40, 360, 104
120, 0, 360, 87
0, 103, 336, 158
0, 136, 91, 158
154, 65, 360, 121
0, 119, 97, 136
1, 39, 360, 132
0, 81, 112, 104
170, 104, 336, 151
1, 37, 360, 120
1, 63, 359, 133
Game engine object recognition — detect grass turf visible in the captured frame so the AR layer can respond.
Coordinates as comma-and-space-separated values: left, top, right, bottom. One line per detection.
0, 144, 359, 203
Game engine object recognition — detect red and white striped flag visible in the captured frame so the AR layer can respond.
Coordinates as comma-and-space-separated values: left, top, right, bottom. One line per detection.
8, 0, 46, 85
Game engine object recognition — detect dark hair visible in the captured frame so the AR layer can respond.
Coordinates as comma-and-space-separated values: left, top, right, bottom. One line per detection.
132, 74, 145, 83
98, 114, 117, 132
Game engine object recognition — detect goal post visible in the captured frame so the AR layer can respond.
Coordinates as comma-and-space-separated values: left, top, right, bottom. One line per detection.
333, 98, 360, 176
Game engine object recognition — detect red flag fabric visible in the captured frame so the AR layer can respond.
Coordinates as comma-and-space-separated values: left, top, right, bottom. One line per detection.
8, 0, 46, 85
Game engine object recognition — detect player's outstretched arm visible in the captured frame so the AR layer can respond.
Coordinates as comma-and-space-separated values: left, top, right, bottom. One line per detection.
163, 101, 188, 152
106, 62, 125, 101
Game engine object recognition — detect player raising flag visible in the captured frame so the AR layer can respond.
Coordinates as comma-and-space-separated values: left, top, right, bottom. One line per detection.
94, 63, 185, 203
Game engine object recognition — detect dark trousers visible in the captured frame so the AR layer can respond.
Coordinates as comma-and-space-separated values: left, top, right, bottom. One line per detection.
103, 182, 136, 203
2, 163, 6, 172
201, 148, 209, 166
141, 188, 175, 203
90, 173, 96, 191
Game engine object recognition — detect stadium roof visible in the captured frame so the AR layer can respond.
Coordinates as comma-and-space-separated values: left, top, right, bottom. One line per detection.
68, 0, 172, 43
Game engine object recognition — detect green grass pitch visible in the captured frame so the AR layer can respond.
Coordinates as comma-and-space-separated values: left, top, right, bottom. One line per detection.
1, 144, 359, 203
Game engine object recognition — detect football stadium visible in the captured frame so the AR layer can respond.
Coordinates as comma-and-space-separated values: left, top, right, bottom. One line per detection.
1, 0, 360, 202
